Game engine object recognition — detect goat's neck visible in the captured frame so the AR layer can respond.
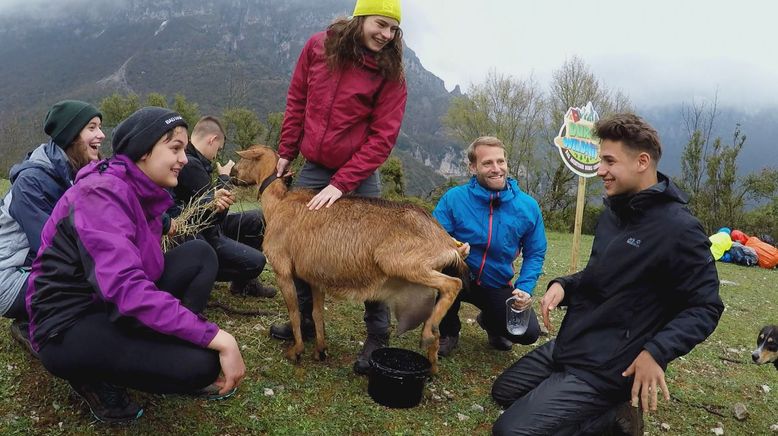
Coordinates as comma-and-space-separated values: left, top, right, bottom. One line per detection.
259, 177, 288, 222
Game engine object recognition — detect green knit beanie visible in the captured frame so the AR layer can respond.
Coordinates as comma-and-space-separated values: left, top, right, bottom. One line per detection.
43, 100, 102, 149
353, 0, 401, 23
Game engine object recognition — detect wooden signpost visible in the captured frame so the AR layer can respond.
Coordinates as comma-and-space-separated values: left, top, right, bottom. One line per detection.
552, 102, 601, 273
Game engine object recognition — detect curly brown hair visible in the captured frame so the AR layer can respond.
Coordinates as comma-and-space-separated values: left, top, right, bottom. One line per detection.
324, 16, 404, 82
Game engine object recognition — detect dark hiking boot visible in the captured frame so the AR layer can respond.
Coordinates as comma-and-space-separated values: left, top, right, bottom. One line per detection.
230, 279, 277, 298
611, 402, 644, 436
437, 335, 459, 357
353, 333, 390, 375
477, 313, 512, 351
9, 321, 39, 359
269, 318, 316, 341
69, 382, 143, 424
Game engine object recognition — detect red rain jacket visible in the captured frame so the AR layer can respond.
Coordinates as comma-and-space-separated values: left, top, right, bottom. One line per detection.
278, 31, 407, 193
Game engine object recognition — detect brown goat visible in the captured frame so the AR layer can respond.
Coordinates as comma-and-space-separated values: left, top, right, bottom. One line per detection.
233, 146, 467, 374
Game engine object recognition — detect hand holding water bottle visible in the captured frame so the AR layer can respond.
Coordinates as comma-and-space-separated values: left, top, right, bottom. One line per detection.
509, 289, 532, 310
505, 289, 533, 336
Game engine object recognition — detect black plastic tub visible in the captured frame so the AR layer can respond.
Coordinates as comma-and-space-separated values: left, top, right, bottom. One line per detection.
368, 347, 431, 409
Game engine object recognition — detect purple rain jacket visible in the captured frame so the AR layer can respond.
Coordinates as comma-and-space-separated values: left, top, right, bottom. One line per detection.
25, 154, 219, 352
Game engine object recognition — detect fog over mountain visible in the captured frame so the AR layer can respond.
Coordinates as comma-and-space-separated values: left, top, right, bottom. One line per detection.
0, 0, 774, 194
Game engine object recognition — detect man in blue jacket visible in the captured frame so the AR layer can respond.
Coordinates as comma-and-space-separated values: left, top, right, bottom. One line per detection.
491, 114, 724, 435
433, 136, 547, 356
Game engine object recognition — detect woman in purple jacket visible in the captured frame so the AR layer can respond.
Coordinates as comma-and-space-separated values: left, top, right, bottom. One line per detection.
26, 107, 245, 424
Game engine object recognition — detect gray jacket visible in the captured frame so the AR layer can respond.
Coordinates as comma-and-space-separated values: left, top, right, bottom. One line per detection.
0, 142, 74, 315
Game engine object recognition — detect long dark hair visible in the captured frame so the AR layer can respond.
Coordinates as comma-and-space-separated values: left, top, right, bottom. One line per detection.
65, 138, 101, 175
324, 16, 404, 82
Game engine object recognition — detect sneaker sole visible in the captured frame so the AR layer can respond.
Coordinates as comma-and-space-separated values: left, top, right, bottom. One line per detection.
71, 391, 144, 424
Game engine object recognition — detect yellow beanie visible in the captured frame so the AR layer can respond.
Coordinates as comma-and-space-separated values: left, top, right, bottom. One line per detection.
353, 0, 402, 24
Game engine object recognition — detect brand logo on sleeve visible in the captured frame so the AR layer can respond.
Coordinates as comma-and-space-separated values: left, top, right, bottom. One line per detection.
626, 237, 642, 248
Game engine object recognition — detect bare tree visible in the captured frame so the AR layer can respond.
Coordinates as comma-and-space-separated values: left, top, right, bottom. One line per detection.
680, 90, 719, 197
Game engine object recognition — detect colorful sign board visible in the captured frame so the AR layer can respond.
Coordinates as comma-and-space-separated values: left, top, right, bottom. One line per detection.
553, 102, 601, 177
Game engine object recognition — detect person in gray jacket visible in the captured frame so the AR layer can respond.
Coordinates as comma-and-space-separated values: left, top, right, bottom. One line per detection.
0, 100, 103, 356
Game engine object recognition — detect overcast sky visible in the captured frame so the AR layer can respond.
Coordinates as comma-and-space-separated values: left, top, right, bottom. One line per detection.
402, 0, 776, 108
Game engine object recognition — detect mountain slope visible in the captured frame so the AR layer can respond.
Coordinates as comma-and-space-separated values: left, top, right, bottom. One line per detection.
0, 0, 454, 195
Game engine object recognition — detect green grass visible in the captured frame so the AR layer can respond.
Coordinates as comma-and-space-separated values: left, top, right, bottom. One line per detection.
0, 179, 9, 197
1, 212, 777, 434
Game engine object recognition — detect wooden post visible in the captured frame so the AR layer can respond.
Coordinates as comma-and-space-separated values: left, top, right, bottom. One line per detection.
569, 176, 587, 274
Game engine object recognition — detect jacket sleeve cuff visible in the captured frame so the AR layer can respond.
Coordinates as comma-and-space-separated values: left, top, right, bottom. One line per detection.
198, 321, 220, 348
642, 341, 669, 369
330, 180, 350, 194
547, 279, 569, 306
513, 282, 533, 296
278, 148, 299, 162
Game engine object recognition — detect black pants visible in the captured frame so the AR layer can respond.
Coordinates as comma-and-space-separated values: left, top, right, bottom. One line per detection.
491, 340, 621, 435
210, 210, 267, 287
5, 279, 28, 321
439, 282, 540, 345
292, 161, 390, 335
38, 240, 220, 394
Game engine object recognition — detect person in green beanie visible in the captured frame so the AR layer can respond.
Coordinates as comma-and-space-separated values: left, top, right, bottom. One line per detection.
270, 0, 407, 375
0, 100, 103, 357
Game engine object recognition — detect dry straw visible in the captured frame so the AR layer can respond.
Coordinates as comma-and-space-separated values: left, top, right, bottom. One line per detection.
161, 190, 218, 252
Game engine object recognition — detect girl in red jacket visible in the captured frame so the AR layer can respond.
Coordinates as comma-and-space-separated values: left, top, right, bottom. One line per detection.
270, 0, 407, 374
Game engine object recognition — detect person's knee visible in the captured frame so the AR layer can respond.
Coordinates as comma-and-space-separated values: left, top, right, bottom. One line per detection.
491, 376, 515, 409
188, 239, 218, 265
492, 410, 519, 436
182, 349, 221, 389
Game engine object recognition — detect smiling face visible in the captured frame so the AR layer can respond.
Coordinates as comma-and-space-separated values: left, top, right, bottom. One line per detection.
360, 15, 399, 52
135, 126, 189, 188
73, 117, 105, 162
596, 139, 647, 197
470, 144, 508, 191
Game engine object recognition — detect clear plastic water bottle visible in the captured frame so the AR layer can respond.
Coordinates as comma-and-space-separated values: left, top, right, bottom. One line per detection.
505, 296, 532, 336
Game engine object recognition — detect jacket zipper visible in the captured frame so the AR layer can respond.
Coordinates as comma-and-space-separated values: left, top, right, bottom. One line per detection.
317, 70, 343, 164
476, 193, 496, 285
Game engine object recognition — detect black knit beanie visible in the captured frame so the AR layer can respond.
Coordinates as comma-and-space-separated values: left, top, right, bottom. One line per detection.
43, 100, 102, 149
112, 107, 188, 161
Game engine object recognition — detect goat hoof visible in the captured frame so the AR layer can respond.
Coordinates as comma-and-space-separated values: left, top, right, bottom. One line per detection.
286, 348, 303, 363
314, 349, 328, 361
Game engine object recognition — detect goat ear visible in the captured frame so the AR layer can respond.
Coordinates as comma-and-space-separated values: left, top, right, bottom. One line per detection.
236, 148, 263, 159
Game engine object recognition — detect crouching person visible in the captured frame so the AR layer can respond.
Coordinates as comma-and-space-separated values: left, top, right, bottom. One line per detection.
490, 114, 723, 435
169, 116, 275, 298
26, 107, 245, 424
432, 136, 546, 356
1, 100, 103, 357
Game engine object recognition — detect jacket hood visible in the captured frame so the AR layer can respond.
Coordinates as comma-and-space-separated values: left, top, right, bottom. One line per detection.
604, 172, 687, 218
76, 155, 173, 221
9, 142, 73, 186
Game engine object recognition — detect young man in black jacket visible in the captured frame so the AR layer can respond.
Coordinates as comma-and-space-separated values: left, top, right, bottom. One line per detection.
491, 113, 724, 435
170, 116, 275, 298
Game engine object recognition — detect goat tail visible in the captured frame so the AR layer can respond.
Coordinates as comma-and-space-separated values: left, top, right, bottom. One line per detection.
441, 251, 471, 292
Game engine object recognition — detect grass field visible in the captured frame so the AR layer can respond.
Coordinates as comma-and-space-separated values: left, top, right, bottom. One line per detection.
0, 180, 776, 434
